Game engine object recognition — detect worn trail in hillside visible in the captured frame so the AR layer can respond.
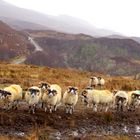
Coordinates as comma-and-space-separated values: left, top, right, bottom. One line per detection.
11, 35, 43, 64
28, 36, 43, 52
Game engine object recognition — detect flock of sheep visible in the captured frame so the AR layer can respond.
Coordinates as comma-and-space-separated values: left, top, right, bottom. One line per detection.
0, 76, 140, 114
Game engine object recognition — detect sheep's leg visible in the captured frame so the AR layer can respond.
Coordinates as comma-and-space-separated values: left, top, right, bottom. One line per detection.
105, 105, 109, 112
69, 106, 73, 114
32, 107, 35, 114
44, 103, 47, 112
93, 104, 97, 112
54, 105, 57, 112
72, 106, 74, 111
99, 104, 103, 112
29, 106, 31, 113
45, 106, 47, 112
41, 102, 44, 109
69, 109, 72, 114
7, 102, 12, 110
65, 105, 69, 114
49, 105, 53, 113
45, 107, 47, 112
14, 100, 18, 110
32, 104, 36, 114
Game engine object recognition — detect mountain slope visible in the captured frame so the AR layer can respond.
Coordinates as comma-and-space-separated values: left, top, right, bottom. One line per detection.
0, 20, 31, 61
0, 0, 116, 36
23, 30, 140, 76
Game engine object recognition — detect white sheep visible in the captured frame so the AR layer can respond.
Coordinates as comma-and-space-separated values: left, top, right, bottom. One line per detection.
63, 86, 78, 114
42, 84, 62, 113
127, 90, 140, 111
113, 90, 128, 111
89, 76, 105, 89
25, 86, 42, 114
81, 89, 113, 112
89, 77, 99, 88
97, 77, 105, 89
0, 84, 22, 110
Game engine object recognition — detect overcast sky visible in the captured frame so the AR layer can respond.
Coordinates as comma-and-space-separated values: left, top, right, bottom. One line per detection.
4, 0, 140, 37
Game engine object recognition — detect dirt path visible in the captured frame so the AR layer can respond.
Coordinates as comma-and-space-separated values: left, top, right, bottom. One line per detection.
28, 36, 43, 52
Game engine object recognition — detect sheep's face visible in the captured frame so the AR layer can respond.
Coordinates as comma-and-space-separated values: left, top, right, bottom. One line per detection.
97, 77, 102, 80
47, 89, 57, 98
115, 96, 127, 106
28, 88, 40, 98
131, 94, 140, 106
67, 86, 78, 95
39, 82, 50, 90
0, 90, 11, 100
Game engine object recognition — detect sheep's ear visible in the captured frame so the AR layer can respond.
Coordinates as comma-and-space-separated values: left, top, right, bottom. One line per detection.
112, 90, 118, 95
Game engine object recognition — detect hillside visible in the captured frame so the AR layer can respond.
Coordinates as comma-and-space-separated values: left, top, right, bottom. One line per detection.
25, 30, 140, 76
0, 21, 32, 61
0, 21, 140, 76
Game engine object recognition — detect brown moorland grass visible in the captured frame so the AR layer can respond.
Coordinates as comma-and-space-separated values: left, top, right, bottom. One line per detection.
0, 63, 140, 91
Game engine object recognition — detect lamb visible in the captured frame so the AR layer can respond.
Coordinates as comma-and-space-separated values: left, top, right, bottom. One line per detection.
81, 89, 113, 112
42, 84, 62, 113
63, 86, 78, 114
113, 90, 128, 111
0, 84, 22, 110
25, 86, 42, 114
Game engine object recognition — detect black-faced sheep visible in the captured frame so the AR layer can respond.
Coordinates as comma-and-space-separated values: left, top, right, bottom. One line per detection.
63, 86, 78, 114
42, 84, 62, 113
0, 84, 22, 110
25, 86, 42, 114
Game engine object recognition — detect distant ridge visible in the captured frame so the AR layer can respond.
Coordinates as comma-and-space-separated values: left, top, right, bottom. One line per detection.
0, 0, 117, 36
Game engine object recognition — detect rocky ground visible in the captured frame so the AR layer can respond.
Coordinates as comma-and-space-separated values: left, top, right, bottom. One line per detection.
0, 104, 140, 140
